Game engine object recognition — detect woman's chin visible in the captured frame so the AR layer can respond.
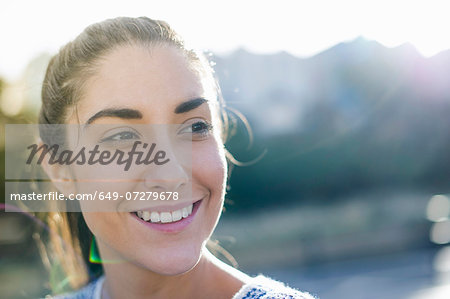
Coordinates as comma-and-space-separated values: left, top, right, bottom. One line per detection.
136, 248, 202, 276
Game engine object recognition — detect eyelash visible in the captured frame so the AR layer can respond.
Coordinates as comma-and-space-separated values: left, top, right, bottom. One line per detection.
99, 121, 213, 143
100, 131, 140, 143
179, 120, 214, 140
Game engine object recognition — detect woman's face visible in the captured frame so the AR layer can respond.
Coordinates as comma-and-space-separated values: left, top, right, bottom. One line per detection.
64, 44, 227, 275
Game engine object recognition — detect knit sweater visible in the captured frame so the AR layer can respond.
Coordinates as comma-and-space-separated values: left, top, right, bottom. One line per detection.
51, 274, 317, 299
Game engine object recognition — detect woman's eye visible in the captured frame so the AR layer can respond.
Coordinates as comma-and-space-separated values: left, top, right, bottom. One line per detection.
180, 120, 213, 140
100, 131, 140, 143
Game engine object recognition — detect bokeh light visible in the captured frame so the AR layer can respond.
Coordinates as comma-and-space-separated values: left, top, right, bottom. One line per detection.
430, 221, 450, 245
427, 195, 450, 222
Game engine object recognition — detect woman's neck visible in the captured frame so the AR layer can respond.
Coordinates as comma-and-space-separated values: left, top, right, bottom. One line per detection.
100, 248, 250, 299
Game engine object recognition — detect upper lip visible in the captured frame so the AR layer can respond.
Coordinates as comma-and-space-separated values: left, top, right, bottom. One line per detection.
123, 198, 204, 213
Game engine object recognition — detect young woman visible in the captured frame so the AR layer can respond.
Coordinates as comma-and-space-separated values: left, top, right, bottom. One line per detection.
39, 16, 316, 299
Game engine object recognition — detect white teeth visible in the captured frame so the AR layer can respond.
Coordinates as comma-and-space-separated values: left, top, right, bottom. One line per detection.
136, 202, 196, 223
142, 211, 151, 221
182, 207, 189, 218
150, 211, 160, 223
172, 210, 182, 221
160, 212, 172, 223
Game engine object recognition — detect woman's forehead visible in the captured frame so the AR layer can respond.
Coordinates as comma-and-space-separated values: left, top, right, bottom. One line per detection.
70, 45, 213, 124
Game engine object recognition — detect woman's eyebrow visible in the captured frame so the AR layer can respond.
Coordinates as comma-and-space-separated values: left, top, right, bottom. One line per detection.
85, 98, 208, 124
174, 97, 208, 114
86, 108, 142, 124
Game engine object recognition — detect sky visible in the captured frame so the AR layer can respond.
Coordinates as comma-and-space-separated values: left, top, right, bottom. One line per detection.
1, 0, 449, 80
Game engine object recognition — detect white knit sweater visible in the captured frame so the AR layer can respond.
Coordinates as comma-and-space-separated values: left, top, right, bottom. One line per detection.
52, 274, 317, 299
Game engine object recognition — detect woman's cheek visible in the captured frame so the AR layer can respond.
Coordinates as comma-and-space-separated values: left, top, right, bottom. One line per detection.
71, 162, 140, 213
193, 141, 227, 193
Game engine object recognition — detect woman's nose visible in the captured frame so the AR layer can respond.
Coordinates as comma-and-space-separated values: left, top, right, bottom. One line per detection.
144, 166, 189, 191
142, 136, 191, 192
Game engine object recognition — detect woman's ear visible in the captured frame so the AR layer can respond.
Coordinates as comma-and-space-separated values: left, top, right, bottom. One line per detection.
38, 139, 77, 198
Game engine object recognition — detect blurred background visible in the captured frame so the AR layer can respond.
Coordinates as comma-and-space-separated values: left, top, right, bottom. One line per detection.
1, 1, 450, 298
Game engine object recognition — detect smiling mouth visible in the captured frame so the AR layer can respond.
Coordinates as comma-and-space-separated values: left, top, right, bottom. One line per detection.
131, 200, 202, 224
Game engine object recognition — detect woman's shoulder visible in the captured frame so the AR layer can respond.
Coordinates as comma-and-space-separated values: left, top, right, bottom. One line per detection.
48, 274, 317, 299
232, 274, 318, 299
49, 276, 104, 299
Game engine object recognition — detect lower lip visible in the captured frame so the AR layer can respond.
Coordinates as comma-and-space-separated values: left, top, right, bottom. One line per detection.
131, 200, 202, 233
